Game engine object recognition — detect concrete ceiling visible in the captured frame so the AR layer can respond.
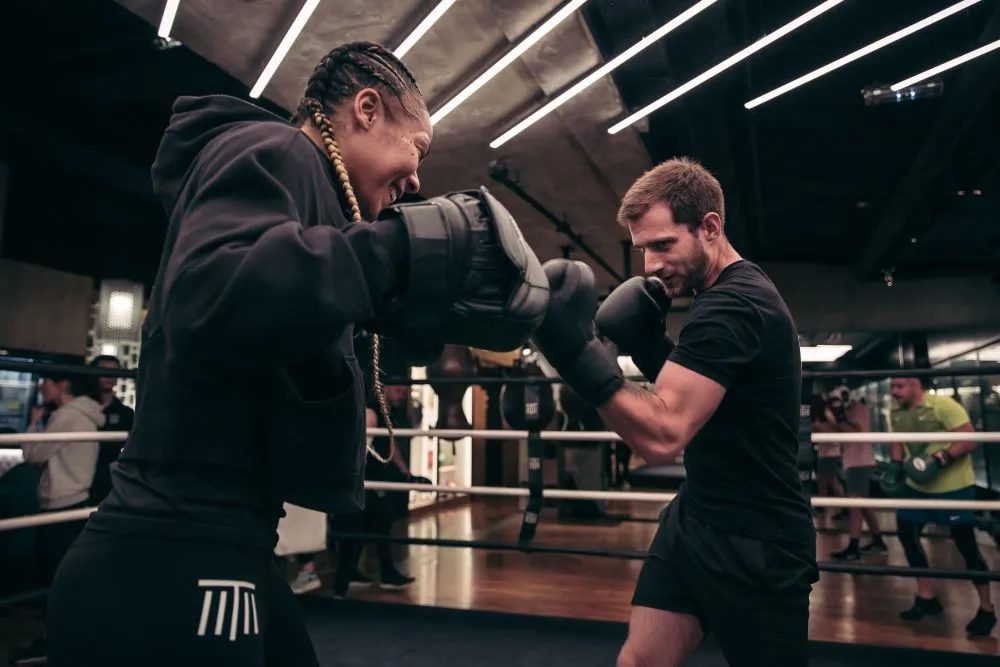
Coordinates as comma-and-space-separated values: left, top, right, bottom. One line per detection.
114, 0, 652, 295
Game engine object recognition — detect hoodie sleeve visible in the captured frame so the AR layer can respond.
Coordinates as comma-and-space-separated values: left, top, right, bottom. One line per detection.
20, 404, 99, 464
161, 126, 404, 366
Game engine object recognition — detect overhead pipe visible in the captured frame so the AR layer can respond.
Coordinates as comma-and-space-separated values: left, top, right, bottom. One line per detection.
488, 162, 624, 284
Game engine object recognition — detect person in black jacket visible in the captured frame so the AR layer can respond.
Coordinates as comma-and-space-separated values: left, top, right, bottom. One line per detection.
87, 355, 135, 505
44, 41, 547, 667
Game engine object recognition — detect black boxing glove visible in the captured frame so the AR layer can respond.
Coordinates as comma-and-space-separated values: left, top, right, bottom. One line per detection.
368, 187, 549, 353
531, 259, 624, 407
595, 276, 675, 383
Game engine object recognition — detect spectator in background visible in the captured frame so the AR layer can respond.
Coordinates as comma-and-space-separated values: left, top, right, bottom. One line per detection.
888, 377, 995, 637
87, 356, 135, 505
90, 356, 135, 433
817, 387, 886, 560
331, 399, 417, 598
22, 372, 106, 581
12, 372, 106, 665
812, 393, 846, 519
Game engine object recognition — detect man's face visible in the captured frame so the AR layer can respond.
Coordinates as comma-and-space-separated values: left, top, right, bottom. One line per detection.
628, 202, 711, 298
96, 360, 119, 393
39, 378, 63, 404
385, 385, 409, 406
890, 378, 921, 407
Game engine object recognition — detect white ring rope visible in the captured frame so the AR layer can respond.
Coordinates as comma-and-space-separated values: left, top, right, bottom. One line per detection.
0, 481, 998, 532
1, 429, 999, 446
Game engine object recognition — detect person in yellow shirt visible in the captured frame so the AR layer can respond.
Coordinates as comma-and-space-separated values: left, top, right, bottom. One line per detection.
888, 377, 995, 637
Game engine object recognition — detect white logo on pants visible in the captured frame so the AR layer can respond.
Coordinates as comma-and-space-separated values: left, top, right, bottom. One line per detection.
196, 579, 259, 641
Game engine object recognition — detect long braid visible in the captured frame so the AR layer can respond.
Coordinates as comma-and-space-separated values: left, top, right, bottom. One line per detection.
296, 42, 423, 465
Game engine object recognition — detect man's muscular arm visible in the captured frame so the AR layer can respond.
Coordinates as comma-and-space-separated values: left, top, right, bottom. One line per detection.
531, 260, 760, 461
598, 287, 761, 464
598, 363, 725, 466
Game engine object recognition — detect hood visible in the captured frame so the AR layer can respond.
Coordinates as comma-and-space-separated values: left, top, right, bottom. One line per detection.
151, 94, 290, 212
62, 396, 107, 429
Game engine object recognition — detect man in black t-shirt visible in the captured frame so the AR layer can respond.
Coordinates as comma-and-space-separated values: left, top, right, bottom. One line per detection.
531, 158, 817, 666
88, 356, 135, 505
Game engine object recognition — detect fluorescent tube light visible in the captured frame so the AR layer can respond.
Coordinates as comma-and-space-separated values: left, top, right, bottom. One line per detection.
891, 37, 1000, 90
431, 0, 591, 126
158, 0, 181, 39
394, 0, 460, 59
800, 345, 853, 363
490, 0, 719, 148
745, 0, 983, 109
250, 0, 322, 99
609, 0, 844, 134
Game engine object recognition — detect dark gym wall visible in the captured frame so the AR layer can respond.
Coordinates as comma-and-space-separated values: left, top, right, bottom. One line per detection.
0, 260, 94, 357
0, 158, 7, 258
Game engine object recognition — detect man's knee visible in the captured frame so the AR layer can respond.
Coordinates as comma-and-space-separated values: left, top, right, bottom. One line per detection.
617, 639, 680, 667
615, 641, 636, 667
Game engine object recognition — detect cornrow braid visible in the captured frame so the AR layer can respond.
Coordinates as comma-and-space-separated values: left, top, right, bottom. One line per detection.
296, 42, 425, 465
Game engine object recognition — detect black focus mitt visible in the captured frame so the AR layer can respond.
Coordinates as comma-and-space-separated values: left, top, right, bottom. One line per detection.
370, 187, 549, 352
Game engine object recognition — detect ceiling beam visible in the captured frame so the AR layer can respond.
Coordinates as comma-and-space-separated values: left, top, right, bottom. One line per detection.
853, 2, 1000, 279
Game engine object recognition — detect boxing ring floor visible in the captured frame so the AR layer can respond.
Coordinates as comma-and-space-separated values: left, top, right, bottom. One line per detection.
300, 597, 999, 667
1, 498, 998, 664
311, 498, 1000, 657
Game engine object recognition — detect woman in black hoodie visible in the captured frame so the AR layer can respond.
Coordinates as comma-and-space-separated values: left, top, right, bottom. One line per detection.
44, 41, 546, 667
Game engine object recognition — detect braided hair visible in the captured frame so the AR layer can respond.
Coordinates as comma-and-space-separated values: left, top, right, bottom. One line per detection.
295, 42, 425, 464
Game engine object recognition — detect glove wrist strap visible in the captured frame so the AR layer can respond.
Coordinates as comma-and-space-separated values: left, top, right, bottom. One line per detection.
558, 339, 625, 407
935, 449, 954, 467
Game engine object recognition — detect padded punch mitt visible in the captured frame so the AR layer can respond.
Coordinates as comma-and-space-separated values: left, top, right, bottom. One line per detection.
372, 187, 549, 353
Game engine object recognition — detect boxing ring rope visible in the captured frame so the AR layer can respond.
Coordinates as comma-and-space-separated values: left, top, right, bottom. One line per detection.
3, 428, 1000, 447
3, 358, 1000, 382
1, 428, 999, 590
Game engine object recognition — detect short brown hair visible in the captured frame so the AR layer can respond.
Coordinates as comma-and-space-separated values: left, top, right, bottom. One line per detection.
617, 157, 725, 230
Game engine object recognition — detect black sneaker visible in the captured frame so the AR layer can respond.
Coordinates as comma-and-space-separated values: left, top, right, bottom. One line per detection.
9, 638, 47, 666
966, 607, 997, 638
860, 539, 888, 555
830, 546, 861, 561
379, 569, 415, 589
332, 572, 374, 599
900, 596, 944, 621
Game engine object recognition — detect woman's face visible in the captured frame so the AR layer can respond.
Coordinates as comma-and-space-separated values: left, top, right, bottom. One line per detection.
339, 89, 432, 220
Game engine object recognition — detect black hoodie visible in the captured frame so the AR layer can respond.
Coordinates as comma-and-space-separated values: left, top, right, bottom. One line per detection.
90, 95, 406, 548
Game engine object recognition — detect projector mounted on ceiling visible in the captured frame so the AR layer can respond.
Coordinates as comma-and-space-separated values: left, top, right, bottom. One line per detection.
862, 78, 944, 106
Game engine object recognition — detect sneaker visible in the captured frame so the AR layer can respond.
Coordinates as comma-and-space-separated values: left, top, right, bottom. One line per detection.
379, 569, 416, 589
830, 546, 860, 561
332, 572, 375, 598
289, 569, 322, 595
860, 539, 888, 555
900, 596, 944, 621
966, 607, 997, 638
9, 638, 47, 666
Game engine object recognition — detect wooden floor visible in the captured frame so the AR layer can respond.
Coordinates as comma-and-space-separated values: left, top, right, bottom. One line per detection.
319, 497, 1000, 657
2, 498, 998, 663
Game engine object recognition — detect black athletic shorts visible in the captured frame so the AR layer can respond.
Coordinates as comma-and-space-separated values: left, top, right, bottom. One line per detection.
632, 497, 818, 667
45, 527, 318, 667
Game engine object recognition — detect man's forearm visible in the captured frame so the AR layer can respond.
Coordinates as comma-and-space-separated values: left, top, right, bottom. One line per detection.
597, 382, 680, 466
945, 441, 978, 459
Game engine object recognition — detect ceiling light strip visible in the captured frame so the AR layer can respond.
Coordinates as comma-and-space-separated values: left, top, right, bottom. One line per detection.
158, 0, 181, 39
890, 37, 1000, 90
394, 0, 461, 59
744, 0, 984, 109
489, 0, 720, 148
608, 0, 846, 134
249, 0, 323, 99
431, 0, 592, 126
